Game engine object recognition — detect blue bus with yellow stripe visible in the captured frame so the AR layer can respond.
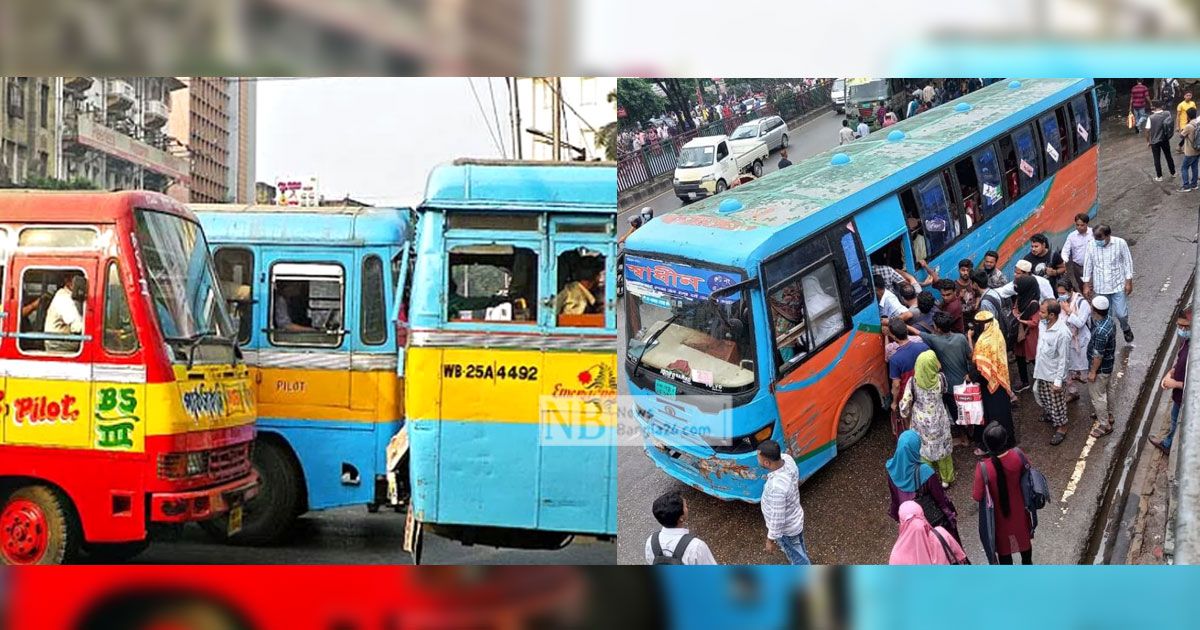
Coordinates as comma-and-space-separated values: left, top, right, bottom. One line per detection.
194, 204, 412, 543
624, 78, 1099, 501
396, 159, 617, 559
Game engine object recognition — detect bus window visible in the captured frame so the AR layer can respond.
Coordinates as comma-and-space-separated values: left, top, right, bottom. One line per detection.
951, 156, 981, 230
766, 261, 845, 371
973, 145, 1005, 219
214, 247, 254, 345
1055, 106, 1074, 159
17, 227, 97, 248
1039, 113, 1065, 174
269, 262, 345, 348
103, 262, 137, 354
997, 135, 1020, 202
912, 175, 957, 255
1069, 95, 1094, 152
829, 222, 872, 312
898, 189, 926, 265
1011, 124, 1042, 192
555, 247, 606, 328
361, 255, 387, 345
18, 267, 87, 356
447, 245, 537, 323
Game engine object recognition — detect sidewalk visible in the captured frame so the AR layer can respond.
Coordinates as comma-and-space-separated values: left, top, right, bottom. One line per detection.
1123, 382, 1180, 564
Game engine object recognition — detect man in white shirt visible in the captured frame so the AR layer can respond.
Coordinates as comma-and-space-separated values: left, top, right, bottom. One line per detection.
1082, 223, 1135, 343
1061, 212, 1094, 292
875, 274, 911, 327
43, 272, 86, 353
856, 120, 870, 139
1035, 299, 1072, 445
644, 491, 717, 565
838, 119, 856, 145
995, 259, 1053, 302
757, 440, 809, 564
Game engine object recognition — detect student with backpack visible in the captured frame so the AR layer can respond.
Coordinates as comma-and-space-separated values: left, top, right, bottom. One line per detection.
973, 423, 1046, 564
645, 491, 718, 565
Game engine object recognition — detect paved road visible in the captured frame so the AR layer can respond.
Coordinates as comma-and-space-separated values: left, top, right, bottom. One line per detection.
618, 111, 848, 225
617, 114, 1200, 565
127, 508, 615, 565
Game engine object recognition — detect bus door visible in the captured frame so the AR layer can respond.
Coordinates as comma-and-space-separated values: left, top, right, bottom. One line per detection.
392, 246, 412, 378
855, 195, 914, 274
259, 249, 355, 412
540, 217, 616, 533
4, 253, 101, 449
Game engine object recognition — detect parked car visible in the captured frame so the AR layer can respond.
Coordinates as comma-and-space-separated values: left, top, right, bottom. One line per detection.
729, 116, 790, 151
832, 78, 846, 114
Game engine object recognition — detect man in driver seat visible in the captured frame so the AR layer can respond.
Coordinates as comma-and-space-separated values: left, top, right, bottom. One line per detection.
274, 281, 318, 332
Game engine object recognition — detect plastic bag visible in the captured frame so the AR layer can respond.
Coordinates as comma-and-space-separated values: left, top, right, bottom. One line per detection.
953, 382, 985, 426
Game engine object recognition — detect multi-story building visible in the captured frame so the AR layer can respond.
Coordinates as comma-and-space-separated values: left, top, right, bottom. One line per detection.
514, 77, 616, 161
167, 77, 256, 204
1, 77, 59, 185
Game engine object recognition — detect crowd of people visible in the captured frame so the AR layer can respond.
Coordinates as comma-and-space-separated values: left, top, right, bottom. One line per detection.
839, 79, 991, 146
1129, 79, 1199, 191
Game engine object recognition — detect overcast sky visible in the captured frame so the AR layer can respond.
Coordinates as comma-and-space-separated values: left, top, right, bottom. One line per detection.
256, 77, 514, 207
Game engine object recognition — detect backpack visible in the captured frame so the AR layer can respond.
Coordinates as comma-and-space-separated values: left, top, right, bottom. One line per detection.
650, 532, 694, 565
1016, 449, 1051, 511
980, 291, 1016, 345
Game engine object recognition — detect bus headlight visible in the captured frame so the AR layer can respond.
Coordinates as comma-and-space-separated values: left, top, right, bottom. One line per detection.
157, 452, 210, 479
706, 422, 776, 455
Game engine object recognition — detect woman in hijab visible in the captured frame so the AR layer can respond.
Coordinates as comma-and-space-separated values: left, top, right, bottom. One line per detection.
898, 350, 955, 486
889, 500, 969, 565
1012, 274, 1042, 393
886, 429, 960, 543
972, 423, 1034, 564
969, 310, 1016, 455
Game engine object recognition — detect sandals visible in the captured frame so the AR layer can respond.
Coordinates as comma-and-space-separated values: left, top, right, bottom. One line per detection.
1050, 431, 1067, 446
1090, 423, 1113, 438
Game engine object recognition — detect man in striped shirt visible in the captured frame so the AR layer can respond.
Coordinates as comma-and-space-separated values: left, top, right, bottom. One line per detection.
1082, 223, 1135, 343
757, 440, 809, 564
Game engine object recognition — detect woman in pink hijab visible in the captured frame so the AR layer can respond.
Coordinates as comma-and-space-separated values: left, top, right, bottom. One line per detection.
889, 500, 969, 565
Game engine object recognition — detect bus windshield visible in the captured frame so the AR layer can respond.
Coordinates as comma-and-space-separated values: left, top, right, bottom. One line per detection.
848, 79, 888, 104
678, 146, 715, 168
134, 209, 235, 358
624, 256, 755, 394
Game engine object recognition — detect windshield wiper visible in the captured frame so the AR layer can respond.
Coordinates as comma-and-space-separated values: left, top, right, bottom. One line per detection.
164, 329, 232, 369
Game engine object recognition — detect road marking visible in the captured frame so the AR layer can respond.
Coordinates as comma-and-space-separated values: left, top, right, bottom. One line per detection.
1061, 433, 1097, 506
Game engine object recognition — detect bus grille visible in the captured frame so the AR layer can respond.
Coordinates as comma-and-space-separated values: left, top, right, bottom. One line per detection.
207, 442, 252, 483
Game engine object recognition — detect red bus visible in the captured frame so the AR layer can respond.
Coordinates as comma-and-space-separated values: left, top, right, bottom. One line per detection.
0, 190, 257, 564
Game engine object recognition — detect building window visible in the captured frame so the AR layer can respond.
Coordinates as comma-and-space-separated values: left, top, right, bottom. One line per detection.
39, 83, 49, 128
6, 79, 24, 119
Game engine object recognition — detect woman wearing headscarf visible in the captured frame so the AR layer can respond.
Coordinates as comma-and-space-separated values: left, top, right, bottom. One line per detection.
972, 423, 1034, 564
969, 310, 1017, 455
886, 430, 960, 543
1011, 274, 1042, 393
898, 350, 955, 485
889, 500, 969, 565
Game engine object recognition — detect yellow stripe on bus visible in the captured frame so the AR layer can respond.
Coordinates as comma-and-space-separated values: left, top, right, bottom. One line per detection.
405, 346, 617, 426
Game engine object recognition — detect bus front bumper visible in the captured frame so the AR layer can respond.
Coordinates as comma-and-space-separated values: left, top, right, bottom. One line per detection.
643, 438, 765, 503
149, 471, 259, 523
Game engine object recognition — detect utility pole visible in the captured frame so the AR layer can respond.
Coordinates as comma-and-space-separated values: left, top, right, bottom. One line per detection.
509, 77, 522, 160
551, 77, 562, 161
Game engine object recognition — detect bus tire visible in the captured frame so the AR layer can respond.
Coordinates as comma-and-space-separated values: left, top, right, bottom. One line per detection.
0, 484, 79, 565
836, 389, 875, 450
752, 160, 763, 177
200, 440, 301, 546
716, 179, 727, 194
84, 540, 150, 563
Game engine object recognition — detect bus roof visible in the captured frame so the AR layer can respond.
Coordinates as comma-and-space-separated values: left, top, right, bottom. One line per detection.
628, 78, 1093, 269
421, 159, 616, 214
0, 189, 196, 224
193, 205, 412, 247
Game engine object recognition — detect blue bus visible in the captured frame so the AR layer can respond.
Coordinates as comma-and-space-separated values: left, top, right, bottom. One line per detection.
624, 78, 1099, 501
196, 205, 412, 543
397, 159, 617, 560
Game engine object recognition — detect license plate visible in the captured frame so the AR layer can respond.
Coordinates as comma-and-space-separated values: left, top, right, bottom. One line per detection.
687, 192, 696, 199
655, 380, 678, 397
227, 505, 243, 535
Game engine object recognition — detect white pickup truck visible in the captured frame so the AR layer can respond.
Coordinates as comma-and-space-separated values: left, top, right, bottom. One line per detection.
672, 134, 769, 203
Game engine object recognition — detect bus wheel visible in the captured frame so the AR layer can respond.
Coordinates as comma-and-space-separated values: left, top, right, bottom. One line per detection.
836, 389, 875, 450
84, 540, 150, 563
200, 441, 301, 546
0, 485, 78, 565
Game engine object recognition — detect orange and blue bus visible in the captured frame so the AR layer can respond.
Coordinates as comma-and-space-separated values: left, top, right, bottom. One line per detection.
623, 78, 1099, 500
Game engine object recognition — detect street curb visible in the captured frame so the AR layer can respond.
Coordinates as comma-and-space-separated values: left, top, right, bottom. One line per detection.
1084, 268, 1195, 564
618, 105, 834, 209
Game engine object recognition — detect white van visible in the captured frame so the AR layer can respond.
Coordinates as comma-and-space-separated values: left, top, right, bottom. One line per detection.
672, 134, 769, 203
